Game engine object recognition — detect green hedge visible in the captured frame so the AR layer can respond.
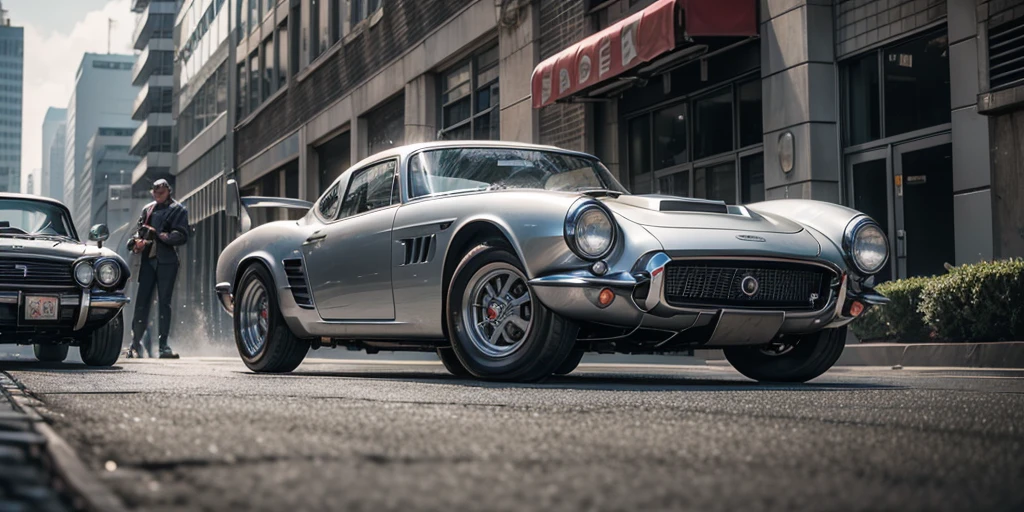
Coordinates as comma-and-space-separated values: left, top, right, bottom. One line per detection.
849, 258, 1024, 343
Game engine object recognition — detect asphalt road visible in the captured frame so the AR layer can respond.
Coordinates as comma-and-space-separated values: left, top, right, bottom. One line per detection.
1, 350, 1023, 512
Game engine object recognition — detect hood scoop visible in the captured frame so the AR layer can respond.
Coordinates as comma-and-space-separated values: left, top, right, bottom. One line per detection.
613, 194, 729, 214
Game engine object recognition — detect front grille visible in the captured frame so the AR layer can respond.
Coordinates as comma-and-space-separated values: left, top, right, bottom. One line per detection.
0, 259, 75, 287
663, 260, 834, 311
283, 258, 313, 308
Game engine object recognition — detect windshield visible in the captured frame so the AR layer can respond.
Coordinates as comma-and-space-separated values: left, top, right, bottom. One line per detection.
0, 199, 76, 239
407, 148, 627, 199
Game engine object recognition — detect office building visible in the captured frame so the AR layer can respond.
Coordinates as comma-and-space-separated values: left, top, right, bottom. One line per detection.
131, 0, 177, 194
0, 2, 22, 193
41, 107, 67, 200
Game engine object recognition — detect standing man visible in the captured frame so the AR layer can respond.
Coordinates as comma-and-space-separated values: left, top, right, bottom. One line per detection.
125, 179, 189, 358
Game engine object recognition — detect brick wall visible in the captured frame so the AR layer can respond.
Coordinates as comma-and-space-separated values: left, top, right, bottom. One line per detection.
981, 0, 1024, 29
538, 0, 588, 152
835, 0, 947, 58
235, 0, 475, 164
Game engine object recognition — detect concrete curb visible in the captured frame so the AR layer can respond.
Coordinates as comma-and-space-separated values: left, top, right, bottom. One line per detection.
834, 342, 1024, 368
2, 372, 129, 512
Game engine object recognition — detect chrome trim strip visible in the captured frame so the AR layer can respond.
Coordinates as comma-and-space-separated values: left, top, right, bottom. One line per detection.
0, 291, 18, 304
74, 289, 91, 331
528, 272, 637, 289
90, 294, 130, 309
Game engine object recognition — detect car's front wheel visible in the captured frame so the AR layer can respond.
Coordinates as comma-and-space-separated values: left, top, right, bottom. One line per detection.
447, 244, 579, 382
80, 311, 124, 367
723, 327, 847, 383
33, 344, 69, 363
235, 264, 309, 373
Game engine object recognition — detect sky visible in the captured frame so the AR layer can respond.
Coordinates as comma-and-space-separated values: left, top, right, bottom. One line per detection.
7, 0, 137, 191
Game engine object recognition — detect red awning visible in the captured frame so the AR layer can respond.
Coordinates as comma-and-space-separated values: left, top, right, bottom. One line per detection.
530, 0, 758, 109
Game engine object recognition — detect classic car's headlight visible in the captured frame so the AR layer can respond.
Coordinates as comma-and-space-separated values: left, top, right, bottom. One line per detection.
845, 218, 888, 275
73, 261, 95, 287
565, 201, 616, 260
95, 259, 121, 287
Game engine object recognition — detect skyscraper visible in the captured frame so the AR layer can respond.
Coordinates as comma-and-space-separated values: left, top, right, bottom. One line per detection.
41, 107, 66, 200
64, 53, 139, 232
130, 0, 176, 192
0, 2, 22, 193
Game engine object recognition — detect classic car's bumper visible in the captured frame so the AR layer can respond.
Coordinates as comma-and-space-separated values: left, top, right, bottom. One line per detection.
529, 251, 881, 347
0, 289, 129, 341
216, 283, 233, 316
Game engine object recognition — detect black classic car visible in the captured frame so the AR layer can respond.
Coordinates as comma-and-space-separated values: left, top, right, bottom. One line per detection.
0, 193, 129, 365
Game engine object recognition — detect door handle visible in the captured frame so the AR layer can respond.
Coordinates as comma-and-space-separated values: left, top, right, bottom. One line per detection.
896, 229, 907, 258
303, 232, 327, 245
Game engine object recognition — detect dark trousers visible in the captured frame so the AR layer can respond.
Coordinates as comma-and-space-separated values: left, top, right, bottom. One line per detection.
131, 258, 179, 347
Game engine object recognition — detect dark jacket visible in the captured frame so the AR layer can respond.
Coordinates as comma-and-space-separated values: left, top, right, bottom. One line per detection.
126, 200, 189, 265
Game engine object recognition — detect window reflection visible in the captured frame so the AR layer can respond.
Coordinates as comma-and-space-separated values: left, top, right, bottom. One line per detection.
695, 162, 737, 204
694, 88, 733, 160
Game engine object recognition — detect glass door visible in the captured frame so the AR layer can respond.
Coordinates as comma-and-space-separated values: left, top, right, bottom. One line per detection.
893, 134, 954, 279
846, 148, 894, 283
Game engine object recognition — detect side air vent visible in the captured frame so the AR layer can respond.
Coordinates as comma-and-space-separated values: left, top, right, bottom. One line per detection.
401, 235, 435, 265
283, 258, 314, 308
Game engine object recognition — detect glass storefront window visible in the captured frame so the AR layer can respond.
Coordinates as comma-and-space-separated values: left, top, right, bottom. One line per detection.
695, 161, 737, 204
883, 32, 950, 137
738, 80, 762, 148
845, 51, 880, 145
740, 153, 764, 203
653, 103, 687, 170
694, 87, 734, 160
658, 170, 689, 197
628, 116, 652, 194
366, 95, 405, 155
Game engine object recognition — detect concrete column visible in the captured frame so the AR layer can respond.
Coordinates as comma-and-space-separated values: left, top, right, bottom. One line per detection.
404, 75, 437, 144
351, 116, 369, 161
297, 126, 318, 201
947, 0, 994, 264
498, 0, 540, 143
760, 0, 841, 203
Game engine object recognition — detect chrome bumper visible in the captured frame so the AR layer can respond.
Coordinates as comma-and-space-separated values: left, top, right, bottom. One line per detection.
529, 251, 858, 347
0, 289, 129, 331
216, 282, 234, 316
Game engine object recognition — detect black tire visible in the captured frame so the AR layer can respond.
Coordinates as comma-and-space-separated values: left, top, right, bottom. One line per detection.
33, 344, 69, 363
552, 349, 586, 375
235, 264, 309, 373
446, 244, 579, 382
436, 347, 471, 377
723, 327, 847, 383
80, 311, 124, 367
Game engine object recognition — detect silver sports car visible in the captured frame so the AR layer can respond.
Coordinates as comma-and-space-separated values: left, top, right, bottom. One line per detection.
216, 141, 889, 382
1, 193, 130, 366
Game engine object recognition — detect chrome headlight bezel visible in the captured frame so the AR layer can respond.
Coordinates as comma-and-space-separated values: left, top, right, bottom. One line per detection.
94, 258, 122, 287
564, 199, 617, 261
73, 260, 95, 287
843, 216, 889, 275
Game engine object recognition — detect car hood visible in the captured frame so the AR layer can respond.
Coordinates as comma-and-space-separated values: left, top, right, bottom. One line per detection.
0, 237, 91, 260
601, 195, 804, 234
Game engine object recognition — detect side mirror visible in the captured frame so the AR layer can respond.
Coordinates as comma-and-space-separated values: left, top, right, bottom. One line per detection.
89, 224, 110, 248
226, 179, 240, 218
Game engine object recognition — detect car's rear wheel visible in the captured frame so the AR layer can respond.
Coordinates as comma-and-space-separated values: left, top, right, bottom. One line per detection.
235, 264, 309, 373
723, 327, 847, 383
80, 311, 124, 367
436, 347, 471, 377
446, 244, 579, 382
552, 349, 586, 375
33, 344, 68, 363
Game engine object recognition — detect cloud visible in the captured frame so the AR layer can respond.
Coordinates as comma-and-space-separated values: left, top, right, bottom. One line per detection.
20, 0, 136, 192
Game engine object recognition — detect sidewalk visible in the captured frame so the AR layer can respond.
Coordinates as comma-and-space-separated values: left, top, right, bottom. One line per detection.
834, 341, 1024, 369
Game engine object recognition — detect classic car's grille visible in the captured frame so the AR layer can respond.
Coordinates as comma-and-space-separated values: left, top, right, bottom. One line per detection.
0, 258, 75, 287
283, 258, 313, 308
663, 260, 834, 311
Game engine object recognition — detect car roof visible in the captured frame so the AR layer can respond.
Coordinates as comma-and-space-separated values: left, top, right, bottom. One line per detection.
346, 140, 599, 173
0, 192, 69, 208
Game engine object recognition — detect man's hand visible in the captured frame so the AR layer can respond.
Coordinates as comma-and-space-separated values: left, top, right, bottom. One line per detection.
158, 232, 170, 243
132, 239, 146, 253
141, 224, 155, 233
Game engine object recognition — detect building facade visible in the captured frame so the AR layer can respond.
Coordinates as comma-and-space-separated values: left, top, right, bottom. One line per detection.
76, 127, 139, 231
64, 53, 139, 232
0, 3, 21, 193
131, 0, 177, 195
171, 0, 235, 341
41, 107, 67, 200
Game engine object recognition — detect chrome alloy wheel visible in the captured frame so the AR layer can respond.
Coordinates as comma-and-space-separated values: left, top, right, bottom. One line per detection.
462, 262, 534, 358
238, 278, 270, 357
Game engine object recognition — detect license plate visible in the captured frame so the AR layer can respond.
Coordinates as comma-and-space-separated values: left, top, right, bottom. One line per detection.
25, 296, 59, 321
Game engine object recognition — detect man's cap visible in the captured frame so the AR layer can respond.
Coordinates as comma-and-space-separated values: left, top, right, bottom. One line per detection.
152, 179, 171, 190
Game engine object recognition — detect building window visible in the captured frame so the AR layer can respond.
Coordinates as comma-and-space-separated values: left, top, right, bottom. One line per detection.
277, 23, 289, 90
262, 36, 275, 100
652, 102, 687, 170
366, 95, 405, 155
438, 44, 500, 140
989, 16, 1024, 90
237, 62, 247, 118
352, 0, 382, 25
329, 0, 342, 44
288, 3, 300, 77
249, 53, 260, 113
737, 79, 762, 148
740, 153, 764, 203
843, 29, 950, 146
693, 87, 733, 160
250, 0, 261, 34
310, 0, 321, 60
316, 132, 351, 194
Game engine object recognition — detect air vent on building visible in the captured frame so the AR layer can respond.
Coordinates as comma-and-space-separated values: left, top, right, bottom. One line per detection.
401, 235, 435, 266
989, 17, 1024, 90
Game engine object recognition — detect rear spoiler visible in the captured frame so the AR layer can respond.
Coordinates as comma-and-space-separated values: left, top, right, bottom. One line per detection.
227, 179, 313, 234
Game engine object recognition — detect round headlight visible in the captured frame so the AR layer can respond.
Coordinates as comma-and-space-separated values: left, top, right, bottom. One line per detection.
74, 261, 95, 287
566, 203, 615, 260
849, 220, 888, 274
95, 260, 121, 287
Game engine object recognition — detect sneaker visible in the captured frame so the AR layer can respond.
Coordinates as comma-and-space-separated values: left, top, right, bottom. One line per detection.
124, 345, 141, 359
159, 346, 180, 359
